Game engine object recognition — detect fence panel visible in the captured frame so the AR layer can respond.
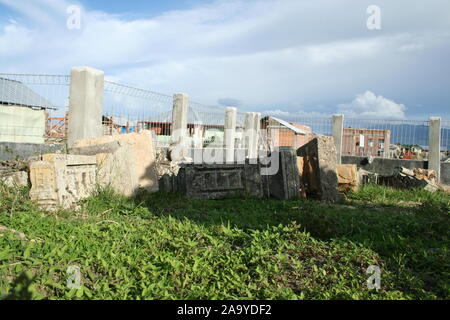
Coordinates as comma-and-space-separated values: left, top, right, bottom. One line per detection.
103, 81, 173, 147
343, 118, 430, 159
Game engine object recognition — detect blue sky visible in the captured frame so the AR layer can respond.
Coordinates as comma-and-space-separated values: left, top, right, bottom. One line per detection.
0, 0, 449, 120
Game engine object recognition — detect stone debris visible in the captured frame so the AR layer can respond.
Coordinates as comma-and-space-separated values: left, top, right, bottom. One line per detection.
378, 166, 439, 192
0, 171, 28, 188
297, 137, 341, 203
155, 148, 181, 179
336, 164, 358, 192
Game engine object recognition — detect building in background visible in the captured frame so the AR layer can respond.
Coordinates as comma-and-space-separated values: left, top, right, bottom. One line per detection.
260, 116, 314, 150
342, 128, 391, 157
0, 77, 55, 144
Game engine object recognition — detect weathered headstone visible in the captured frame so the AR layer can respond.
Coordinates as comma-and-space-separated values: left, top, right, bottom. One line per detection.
268, 147, 301, 200
297, 137, 340, 202
176, 163, 264, 200
29, 154, 97, 210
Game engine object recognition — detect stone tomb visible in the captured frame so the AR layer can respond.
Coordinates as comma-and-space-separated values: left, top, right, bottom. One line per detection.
70, 130, 159, 196
176, 163, 264, 200
29, 154, 97, 210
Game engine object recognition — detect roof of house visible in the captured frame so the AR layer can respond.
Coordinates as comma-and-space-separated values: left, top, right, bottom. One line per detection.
269, 117, 308, 135
0, 77, 54, 109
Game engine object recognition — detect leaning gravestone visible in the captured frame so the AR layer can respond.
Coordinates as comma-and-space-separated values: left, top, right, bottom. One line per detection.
268, 147, 301, 200
297, 136, 340, 203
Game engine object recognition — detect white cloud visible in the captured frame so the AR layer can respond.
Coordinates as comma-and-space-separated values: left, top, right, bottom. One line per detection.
0, 0, 449, 118
337, 91, 406, 119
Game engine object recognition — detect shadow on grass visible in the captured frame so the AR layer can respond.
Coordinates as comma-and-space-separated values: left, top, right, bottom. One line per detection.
130, 185, 449, 299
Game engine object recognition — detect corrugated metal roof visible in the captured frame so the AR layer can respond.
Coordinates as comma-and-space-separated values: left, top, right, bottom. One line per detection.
0, 77, 54, 109
271, 117, 307, 135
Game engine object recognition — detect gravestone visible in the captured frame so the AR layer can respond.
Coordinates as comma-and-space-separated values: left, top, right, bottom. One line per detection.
176, 163, 264, 200
297, 137, 340, 203
268, 147, 301, 200
29, 154, 97, 210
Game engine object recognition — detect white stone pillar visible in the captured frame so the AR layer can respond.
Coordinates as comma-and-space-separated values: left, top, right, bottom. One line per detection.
171, 93, 189, 161
68, 67, 104, 148
332, 114, 344, 164
224, 107, 237, 164
251, 112, 261, 160
244, 112, 260, 161
244, 112, 255, 159
429, 117, 441, 182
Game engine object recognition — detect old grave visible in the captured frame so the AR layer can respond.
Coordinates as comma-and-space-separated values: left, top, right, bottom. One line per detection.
297, 136, 340, 203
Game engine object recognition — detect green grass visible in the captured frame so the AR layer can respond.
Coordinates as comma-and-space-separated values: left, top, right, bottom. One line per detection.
0, 183, 448, 300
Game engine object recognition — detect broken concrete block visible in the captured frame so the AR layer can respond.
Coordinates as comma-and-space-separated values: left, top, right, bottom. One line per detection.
336, 164, 358, 192
269, 147, 301, 200
29, 154, 97, 210
71, 130, 159, 195
297, 137, 340, 203
0, 171, 28, 188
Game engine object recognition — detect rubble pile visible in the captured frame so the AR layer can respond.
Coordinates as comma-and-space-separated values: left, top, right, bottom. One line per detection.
378, 167, 440, 192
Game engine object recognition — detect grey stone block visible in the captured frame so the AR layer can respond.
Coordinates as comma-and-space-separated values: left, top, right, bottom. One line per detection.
268, 147, 301, 200
297, 137, 340, 203
177, 163, 264, 200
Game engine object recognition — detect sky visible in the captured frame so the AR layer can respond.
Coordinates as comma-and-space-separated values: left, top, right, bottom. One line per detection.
0, 0, 449, 120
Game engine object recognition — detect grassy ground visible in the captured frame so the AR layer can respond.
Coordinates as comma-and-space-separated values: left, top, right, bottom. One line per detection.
0, 183, 448, 300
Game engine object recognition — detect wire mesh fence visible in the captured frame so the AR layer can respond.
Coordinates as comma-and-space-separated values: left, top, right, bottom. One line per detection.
186, 101, 227, 149
1, 73, 449, 162
343, 118, 430, 160
0, 73, 70, 143
103, 80, 173, 147
441, 120, 450, 150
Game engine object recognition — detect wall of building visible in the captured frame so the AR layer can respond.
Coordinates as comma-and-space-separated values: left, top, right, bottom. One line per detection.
0, 106, 46, 144
342, 128, 390, 157
264, 118, 314, 150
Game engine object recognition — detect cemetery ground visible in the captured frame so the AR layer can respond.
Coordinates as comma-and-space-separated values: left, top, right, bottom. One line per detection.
0, 183, 448, 300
